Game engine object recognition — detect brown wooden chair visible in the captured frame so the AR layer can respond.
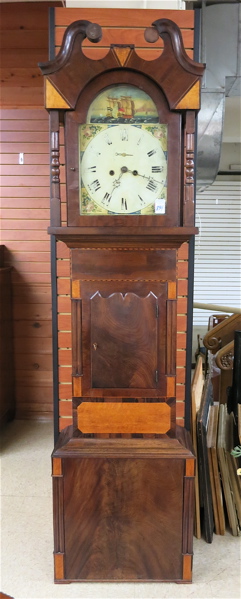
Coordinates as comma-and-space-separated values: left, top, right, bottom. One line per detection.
203, 314, 241, 403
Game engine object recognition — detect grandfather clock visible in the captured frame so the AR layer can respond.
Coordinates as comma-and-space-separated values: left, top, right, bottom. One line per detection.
39, 17, 204, 583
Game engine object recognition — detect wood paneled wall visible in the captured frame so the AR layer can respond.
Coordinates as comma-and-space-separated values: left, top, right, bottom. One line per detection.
0, 2, 59, 420
54, 7, 194, 431
1, 4, 194, 429
0, 2, 50, 108
1, 109, 52, 420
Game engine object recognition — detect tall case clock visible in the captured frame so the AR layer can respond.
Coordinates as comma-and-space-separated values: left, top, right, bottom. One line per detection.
39, 17, 205, 583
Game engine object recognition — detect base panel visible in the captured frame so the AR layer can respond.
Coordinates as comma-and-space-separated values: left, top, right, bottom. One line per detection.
52, 427, 195, 583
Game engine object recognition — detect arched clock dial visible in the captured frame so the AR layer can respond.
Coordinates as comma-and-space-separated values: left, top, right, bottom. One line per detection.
79, 123, 167, 215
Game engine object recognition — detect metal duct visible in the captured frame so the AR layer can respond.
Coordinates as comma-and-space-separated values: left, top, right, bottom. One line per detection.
196, 1, 241, 189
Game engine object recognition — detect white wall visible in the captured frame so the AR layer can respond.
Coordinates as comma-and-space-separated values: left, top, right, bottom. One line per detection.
65, 1, 186, 7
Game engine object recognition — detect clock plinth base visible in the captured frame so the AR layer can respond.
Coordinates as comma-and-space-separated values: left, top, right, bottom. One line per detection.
52, 426, 195, 583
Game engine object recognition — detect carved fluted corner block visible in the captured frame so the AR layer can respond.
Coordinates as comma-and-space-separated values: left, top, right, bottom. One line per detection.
215, 341, 234, 371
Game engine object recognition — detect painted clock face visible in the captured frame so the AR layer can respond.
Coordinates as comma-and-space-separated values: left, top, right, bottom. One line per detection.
78, 84, 168, 216
79, 123, 167, 215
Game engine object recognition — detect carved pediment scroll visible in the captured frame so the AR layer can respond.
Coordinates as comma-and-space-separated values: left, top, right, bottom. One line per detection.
39, 18, 204, 111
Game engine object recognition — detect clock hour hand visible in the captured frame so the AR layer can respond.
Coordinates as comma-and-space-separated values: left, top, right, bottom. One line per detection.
102, 170, 124, 205
113, 169, 125, 186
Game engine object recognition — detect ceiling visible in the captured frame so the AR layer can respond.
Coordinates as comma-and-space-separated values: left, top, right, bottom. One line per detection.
0, 0, 184, 5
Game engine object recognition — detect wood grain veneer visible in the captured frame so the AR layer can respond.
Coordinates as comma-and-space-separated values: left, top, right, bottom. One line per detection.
52, 425, 195, 583
77, 401, 171, 434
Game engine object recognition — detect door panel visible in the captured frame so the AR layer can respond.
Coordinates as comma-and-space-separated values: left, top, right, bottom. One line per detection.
90, 291, 157, 389
72, 279, 175, 397
63, 456, 184, 581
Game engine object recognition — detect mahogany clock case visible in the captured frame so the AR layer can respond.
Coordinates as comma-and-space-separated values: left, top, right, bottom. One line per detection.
39, 15, 205, 584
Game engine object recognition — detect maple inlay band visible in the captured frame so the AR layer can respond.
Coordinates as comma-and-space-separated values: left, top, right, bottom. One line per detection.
77, 401, 171, 434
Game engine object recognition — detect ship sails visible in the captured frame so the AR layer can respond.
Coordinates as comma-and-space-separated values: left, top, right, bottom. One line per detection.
107, 95, 135, 118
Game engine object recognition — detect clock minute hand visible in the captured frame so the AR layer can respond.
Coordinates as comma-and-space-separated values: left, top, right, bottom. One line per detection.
125, 168, 162, 186
135, 172, 161, 184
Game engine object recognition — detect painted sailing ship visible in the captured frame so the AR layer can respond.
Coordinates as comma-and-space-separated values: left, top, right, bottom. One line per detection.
106, 95, 135, 119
